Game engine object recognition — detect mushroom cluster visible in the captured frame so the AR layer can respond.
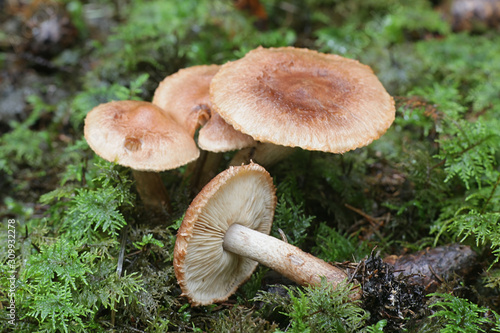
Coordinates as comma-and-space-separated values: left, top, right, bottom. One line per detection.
83, 66, 252, 211
170, 47, 395, 305
174, 163, 359, 306
83, 46, 395, 305
84, 46, 395, 215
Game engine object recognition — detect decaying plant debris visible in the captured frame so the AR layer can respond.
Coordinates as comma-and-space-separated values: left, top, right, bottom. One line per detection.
354, 253, 426, 331
383, 243, 479, 292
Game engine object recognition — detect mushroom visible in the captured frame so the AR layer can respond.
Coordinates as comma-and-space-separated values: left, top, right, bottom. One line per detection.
209, 46, 396, 165
152, 64, 255, 149
152, 65, 218, 137
84, 100, 200, 213
174, 163, 358, 306
152, 65, 255, 190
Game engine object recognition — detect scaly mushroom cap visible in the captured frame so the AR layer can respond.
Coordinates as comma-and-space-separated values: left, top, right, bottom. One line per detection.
153, 65, 255, 152
174, 163, 276, 306
84, 100, 199, 171
210, 46, 396, 153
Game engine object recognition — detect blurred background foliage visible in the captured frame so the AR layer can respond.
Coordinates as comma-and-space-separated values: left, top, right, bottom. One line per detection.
1, 0, 499, 331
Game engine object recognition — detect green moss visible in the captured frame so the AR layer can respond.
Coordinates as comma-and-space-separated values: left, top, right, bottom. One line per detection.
256, 279, 368, 332
429, 293, 500, 332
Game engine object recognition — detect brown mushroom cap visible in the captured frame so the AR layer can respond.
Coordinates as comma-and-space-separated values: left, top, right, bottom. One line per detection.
153, 65, 255, 152
210, 46, 396, 153
174, 163, 276, 306
153, 65, 218, 137
84, 100, 199, 171
198, 110, 256, 152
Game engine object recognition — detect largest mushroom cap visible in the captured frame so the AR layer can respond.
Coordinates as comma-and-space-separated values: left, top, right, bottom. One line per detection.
210, 46, 396, 153
84, 100, 199, 171
174, 163, 276, 306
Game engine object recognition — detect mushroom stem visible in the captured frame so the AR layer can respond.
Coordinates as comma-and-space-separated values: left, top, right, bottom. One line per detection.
229, 143, 295, 167
223, 223, 359, 297
196, 151, 224, 192
132, 170, 172, 214
189, 150, 224, 195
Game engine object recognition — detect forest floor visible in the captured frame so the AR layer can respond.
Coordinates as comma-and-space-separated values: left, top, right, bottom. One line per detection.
1, 1, 500, 332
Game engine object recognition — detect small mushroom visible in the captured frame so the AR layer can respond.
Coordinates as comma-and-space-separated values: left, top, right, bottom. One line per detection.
152, 65, 218, 137
84, 100, 200, 213
174, 163, 358, 306
210, 46, 396, 165
152, 65, 255, 190
152, 64, 255, 149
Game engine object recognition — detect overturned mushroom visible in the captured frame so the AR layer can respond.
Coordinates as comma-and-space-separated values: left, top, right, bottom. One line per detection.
210, 46, 396, 165
174, 163, 358, 306
84, 100, 199, 213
